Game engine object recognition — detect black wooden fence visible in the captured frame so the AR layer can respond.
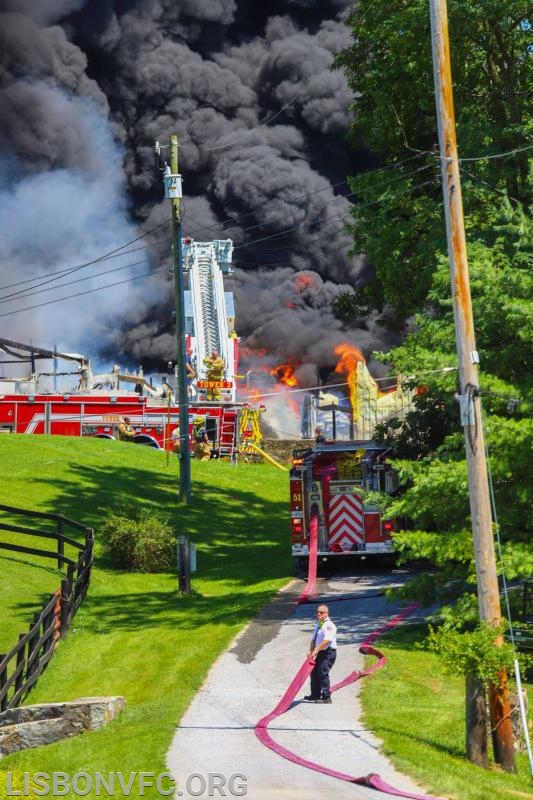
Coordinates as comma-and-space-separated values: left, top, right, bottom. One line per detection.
0, 504, 94, 711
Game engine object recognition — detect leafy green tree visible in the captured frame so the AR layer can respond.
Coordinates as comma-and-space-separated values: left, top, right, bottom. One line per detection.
335, 0, 532, 320
377, 230, 533, 612
336, 0, 532, 769
331, 290, 372, 322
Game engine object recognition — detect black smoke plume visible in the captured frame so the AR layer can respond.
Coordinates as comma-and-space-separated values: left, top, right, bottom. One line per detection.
0, 0, 396, 386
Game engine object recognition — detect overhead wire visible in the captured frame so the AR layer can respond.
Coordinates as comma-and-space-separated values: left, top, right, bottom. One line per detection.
241, 367, 457, 400
174, 90, 306, 154
0, 219, 171, 301
0, 258, 152, 307
2, 137, 525, 306
0, 154, 435, 301
192, 159, 436, 239
181, 151, 433, 238
1, 174, 439, 311
0, 238, 170, 295
458, 142, 533, 162
0, 265, 169, 320
232, 177, 438, 252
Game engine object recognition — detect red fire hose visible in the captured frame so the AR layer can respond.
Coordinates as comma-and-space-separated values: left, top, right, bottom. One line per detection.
255, 511, 447, 800
297, 505, 319, 604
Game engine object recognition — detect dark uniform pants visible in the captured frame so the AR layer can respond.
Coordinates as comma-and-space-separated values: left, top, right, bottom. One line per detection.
310, 648, 337, 699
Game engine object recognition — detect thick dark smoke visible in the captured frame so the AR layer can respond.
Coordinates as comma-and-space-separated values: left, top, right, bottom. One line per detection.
0, 0, 396, 387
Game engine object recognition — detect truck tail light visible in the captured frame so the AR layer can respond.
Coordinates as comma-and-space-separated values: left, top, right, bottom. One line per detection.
292, 518, 303, 535
382, 520, 393, 533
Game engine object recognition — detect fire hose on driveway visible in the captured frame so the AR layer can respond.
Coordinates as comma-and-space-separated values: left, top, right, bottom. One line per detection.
254, 510, 447, 800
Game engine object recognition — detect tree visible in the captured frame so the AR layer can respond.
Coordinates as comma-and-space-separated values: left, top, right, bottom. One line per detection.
372, 227, 532, 765
378, 228, 532, 591
335, 0, 532, 320
336, 0, 532, 769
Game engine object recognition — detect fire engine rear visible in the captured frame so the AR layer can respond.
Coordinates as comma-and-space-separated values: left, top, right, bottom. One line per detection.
290, 441, 399, 563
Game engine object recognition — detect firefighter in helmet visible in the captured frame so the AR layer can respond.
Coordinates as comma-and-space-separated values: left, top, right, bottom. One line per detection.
203, 349, 225, 401
192, 416, 211, 461
118, 416, 135, 442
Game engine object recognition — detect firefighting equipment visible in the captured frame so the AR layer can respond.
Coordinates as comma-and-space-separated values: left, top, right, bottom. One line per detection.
239, 404, 266, 453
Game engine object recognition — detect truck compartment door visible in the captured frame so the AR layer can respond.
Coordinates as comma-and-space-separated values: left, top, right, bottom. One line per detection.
327, 484, 364, 552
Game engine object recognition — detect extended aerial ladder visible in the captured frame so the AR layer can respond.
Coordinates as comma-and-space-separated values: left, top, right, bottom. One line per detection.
184, 239, 236, 403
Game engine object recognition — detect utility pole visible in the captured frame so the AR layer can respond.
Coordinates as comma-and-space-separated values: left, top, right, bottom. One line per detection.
429, 0, 514, 770
159, 134, 191, 503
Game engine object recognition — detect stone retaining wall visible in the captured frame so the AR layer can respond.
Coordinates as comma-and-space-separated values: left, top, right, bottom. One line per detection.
0, 696, 125, 757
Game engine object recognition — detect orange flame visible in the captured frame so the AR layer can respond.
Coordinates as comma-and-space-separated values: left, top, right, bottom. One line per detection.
294, 273, 316, 290
333, 343, 365, 413
270, 363, 298, 387
267, 362, 300, 417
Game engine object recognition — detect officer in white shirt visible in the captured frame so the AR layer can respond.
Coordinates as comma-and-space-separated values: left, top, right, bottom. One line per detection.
305, 604, 337, 703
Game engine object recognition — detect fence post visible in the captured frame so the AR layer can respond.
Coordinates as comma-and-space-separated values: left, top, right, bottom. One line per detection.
0, 654, 7, 711
60, 577, 70, 638
26, 612, 41, 681
53, 590, 61, 644
57, 515, 65, 570
178, 536, 191, 594
43, 594, 56, 654
14, 633, 26, 696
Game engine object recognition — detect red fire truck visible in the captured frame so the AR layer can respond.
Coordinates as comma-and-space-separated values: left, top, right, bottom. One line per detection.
0, 391, 241, 456
290, 441, 399, 565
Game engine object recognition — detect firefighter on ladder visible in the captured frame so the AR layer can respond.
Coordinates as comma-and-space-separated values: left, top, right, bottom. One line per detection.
186, 348, 197, 399
203, 349, 224, 401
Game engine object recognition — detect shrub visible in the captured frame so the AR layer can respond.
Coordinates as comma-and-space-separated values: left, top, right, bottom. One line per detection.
100, 509, 176, 572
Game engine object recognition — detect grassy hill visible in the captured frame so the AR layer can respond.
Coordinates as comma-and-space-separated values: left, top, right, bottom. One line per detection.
0, 435, 531, 800
0, 435, 291, 797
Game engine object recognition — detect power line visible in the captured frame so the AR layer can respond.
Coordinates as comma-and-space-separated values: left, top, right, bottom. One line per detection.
2, 141, 524, 305
0, 258, 151, 306
0, 164, 441, 315
241, 366, 458, 400
0, 219, 171, 301
185, 158, 436, 242
0, 265, 168, 320
235, 180, 433, 250
0, 174, 440, 316
458, 142, 533, 162
0, 156, 435, 299
0, 238, 170, 295
173, 91, 305, 154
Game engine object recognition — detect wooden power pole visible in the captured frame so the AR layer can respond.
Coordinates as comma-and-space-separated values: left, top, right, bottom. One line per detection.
429, 0, 515, 770
159, 134, 191, 504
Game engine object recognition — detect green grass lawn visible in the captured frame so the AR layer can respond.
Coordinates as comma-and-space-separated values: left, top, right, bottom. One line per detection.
0, 435, 291, 799
0, 435, 531, 800
361, 624, 533, 800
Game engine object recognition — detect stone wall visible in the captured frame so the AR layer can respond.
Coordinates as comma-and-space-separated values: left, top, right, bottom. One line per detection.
0, 697, 125, 757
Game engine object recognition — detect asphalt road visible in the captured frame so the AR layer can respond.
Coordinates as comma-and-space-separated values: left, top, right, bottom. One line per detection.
167, 566, 445, 800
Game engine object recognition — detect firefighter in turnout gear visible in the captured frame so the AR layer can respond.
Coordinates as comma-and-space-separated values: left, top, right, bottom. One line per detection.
193, 416, 211, 461
118, 416, 135, 441
203, 350, 225, 400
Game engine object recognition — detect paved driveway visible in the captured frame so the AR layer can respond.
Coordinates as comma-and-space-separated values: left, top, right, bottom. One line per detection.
167, 568, 443, 800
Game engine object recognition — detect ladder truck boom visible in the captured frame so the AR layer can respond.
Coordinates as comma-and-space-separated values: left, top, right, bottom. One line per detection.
184, 238, 236, 402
